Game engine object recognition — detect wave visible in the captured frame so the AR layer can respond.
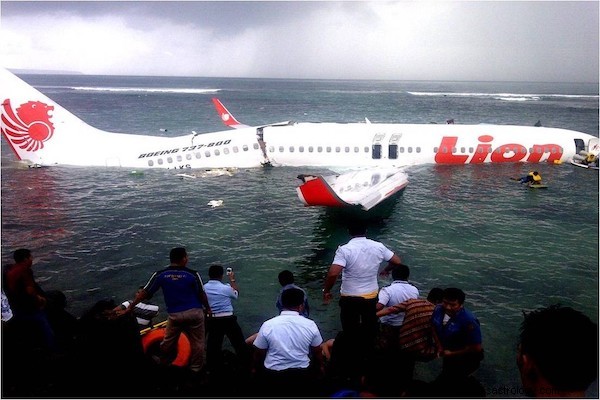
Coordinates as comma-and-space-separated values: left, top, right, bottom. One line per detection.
38, 85, 220, 94
407, 91, 598, 101
72, 86, 221, 94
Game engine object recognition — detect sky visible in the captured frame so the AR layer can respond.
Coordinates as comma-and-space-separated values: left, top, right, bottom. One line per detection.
1, 1, 598, 82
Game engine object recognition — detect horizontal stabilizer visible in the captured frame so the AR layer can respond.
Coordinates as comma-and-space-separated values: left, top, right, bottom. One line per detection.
296, 168, 409, 211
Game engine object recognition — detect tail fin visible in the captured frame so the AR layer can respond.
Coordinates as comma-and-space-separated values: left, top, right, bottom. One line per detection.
211, 98, 249, 129
1, 68, 106, 166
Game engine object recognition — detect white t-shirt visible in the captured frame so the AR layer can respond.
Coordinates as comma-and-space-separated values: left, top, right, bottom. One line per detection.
378, 280, 419, 326
332, 236, 395, 296
253, 310, 323, 371
122, 300, 159, 327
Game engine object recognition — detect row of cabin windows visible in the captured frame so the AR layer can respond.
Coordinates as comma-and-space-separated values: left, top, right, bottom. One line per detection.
147, 142, 561, 166
147, 143, 259, 166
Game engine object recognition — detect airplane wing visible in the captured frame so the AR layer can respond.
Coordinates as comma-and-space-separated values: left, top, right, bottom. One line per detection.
296, 168, 409, 211
212, 98, 250, 129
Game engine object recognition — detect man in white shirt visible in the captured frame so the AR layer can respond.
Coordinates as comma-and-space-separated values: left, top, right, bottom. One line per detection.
253, 287, 324, 397
117, 287, 159, 330
376, 264, 419, 352
322, 221, 402, 366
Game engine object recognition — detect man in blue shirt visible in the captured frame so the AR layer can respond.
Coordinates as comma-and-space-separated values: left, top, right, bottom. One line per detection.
124, 247, 211, 374
204, 264, 249, 373
431, 287, 483, 378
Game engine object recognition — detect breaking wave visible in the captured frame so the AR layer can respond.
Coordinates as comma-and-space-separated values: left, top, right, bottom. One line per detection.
407, 91, 598, 101
70, 86, 221, 94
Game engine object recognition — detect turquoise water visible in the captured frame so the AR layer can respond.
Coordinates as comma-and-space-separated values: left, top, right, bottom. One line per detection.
1, 74, 598, 396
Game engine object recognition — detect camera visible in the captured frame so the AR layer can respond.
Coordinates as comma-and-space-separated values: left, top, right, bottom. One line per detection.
226, 267, 233, 275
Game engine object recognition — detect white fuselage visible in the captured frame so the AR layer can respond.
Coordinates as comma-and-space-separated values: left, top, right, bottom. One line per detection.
1, 68, 596, 170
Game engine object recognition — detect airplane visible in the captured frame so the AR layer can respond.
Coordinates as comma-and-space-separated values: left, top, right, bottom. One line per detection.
1, 68, 598, 210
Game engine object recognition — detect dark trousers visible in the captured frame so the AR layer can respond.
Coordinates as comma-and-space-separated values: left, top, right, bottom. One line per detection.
339, 296, 378, 371
206, 315, 248, 371
259, 367, 318, 397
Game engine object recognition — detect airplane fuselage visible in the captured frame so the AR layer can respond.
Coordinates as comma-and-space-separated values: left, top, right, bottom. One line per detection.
1, 68, 596, 170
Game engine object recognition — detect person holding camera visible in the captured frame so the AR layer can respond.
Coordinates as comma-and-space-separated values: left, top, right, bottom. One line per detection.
204, 264, 249, 374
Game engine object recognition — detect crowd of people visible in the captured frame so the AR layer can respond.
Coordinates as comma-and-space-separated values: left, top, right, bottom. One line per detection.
2, 222, 598, 397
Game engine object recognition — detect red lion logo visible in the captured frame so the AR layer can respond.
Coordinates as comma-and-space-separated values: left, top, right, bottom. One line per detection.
1, 99, 55, 152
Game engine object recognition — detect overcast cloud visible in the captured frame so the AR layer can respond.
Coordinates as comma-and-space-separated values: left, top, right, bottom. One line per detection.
1, 1, 598, 82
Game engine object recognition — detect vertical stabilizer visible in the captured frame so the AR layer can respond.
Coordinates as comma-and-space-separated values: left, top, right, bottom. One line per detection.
211, 98, 249, 129
0, 68, 106, 166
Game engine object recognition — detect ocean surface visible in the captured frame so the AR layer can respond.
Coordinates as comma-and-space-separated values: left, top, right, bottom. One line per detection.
1, 74, 598, 397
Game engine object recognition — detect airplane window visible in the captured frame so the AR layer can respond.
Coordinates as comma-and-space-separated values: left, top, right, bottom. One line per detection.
148, 160, 154, 166
335, 147, 341, 153
186, 154, 191, 160
326, 147, 331, 152
318, 146, 323, 152
243, 145, 248, 152
269, 146, 274, 153
469, 147, 474, 153
452, 147, 457, 153
416, 147, 421, 153
176, 155, 182, 162
253, 143, 259, 150
495, 148, 502, 153
195, 152, 201, 159
441, 147, 448, 153
536, 148, 542, 153
289, 147, 295, 153
214, 150, 220, 156
233, 147, 239, 153
299, 146, 304, 152
434, 147, 439, 153
399, 147, 404, 153
354, 147, 359, 153
223, 148, 229, 155
167, 157, 173, 163
344, 147, 350, 153
461, 147, 465, 153
477, 147, 483, 153
158, 159, 164, 165
279, 146, 284, 152
408, 147, 413, 153
205, 151, 211, 157
364, 147, 369, 153
308, 147, 314, 153
488, 147, 493, 153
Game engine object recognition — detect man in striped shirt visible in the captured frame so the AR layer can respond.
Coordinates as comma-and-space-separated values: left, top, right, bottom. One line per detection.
376, 287, 444, 382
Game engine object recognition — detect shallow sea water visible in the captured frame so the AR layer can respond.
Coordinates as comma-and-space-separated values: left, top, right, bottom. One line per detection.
1, 74, 598, 397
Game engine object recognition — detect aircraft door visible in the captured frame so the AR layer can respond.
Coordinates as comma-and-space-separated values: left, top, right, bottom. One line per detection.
372, 133, 386, 160
587, 137, 599, 155
389, 133, 402, 160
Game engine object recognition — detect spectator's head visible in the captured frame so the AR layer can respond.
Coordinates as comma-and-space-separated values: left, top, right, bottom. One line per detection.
347, 220, 367, 237
427, 287, 444, 304
169, 247, 187, 265
518, 304, 597, 397
278, 270, 295, 286
209, 264, 224, 280
280, 287, 305, 311
13, 248, 32, 264
391, 264, 410, 281
442, 287, 465, 317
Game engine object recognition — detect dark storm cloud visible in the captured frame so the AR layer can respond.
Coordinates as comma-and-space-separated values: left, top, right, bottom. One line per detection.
1, 1, 598, 82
